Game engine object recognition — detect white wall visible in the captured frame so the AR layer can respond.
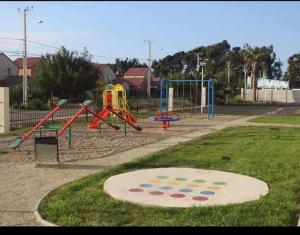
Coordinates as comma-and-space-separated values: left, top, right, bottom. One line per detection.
0, 87, 10, 133
241, 88, 300, 103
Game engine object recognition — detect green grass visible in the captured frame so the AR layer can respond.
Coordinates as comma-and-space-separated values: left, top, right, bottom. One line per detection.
39, 126, 300, 226
250, 116, 300, 125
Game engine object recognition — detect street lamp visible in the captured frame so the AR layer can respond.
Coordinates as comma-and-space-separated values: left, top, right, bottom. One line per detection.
200, 60, 207, 114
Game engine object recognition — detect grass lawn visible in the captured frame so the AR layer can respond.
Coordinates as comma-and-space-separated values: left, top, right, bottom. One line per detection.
39, 126, 300, 226
250, 116, 300, 125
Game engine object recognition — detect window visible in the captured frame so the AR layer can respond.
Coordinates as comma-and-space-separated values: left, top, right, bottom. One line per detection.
7, 68, 11, 76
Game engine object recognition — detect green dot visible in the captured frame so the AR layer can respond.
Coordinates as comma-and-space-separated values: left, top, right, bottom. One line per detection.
214, 182, 226, 185
175, 177, 187, 181
157, 176, 169, 179
193, 179, 206, 183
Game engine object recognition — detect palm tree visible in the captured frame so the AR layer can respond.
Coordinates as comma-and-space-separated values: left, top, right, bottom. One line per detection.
243, 46, 265, 102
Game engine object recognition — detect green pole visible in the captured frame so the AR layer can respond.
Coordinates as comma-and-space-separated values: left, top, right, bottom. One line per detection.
68, 126, 72, 149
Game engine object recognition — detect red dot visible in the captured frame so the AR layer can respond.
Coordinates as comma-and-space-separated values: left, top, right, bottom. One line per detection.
149, 191, 164, 195
129, 188, 144, 192
170, 193, 186, 198
192, 196, 208, 201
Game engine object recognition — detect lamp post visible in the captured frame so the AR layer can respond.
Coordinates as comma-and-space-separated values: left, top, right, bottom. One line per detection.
18, 6, 34, 104
200, 61, 206, 114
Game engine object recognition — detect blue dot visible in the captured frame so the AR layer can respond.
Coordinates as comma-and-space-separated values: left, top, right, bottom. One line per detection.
200, 191, 215, 195
159, 186, 172, 190
179, 188, 193, 193
139, 184, 153, 188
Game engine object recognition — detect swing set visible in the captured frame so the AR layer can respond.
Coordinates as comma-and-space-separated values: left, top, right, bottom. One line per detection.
150, 78, 214, 130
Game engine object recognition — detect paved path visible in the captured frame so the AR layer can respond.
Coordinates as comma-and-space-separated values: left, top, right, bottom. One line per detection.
0, 115, 299, 226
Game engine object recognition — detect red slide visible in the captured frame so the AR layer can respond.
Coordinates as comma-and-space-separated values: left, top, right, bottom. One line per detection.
120, 110, 137, 124
87, 108, 111, 129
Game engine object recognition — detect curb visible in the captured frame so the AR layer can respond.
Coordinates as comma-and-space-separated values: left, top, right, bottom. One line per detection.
34, 189, 58, 226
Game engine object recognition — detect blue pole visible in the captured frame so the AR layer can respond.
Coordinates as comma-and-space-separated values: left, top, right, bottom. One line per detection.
166, 80, 169, 112
207, 81, 210, 119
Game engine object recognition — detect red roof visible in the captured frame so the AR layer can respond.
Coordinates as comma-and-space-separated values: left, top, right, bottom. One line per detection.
14, 57, 42, 69
124, 68, 149, 77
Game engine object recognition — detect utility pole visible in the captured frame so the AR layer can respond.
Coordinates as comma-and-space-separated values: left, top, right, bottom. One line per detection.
226, 61, 231, 105
144, 39, 155, 99
18, 6, 33, 104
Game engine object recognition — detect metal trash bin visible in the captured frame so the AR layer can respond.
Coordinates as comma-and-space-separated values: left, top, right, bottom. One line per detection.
34, 136, 59, 164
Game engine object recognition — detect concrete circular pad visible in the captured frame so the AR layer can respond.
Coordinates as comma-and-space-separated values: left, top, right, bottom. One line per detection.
104, 168, 269, 208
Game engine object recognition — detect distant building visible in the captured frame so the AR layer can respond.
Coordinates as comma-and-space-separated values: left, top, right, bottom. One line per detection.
123, 67, 151, 92
92, 63, 116, 84
14, 57, 42, 78
0, 53, 22, 87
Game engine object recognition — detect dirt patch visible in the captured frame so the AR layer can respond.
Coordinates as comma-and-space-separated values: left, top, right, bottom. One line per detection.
0, 114, 240, 164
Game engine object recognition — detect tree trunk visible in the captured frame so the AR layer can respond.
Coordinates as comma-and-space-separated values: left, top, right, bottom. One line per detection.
252, 62, 257, 102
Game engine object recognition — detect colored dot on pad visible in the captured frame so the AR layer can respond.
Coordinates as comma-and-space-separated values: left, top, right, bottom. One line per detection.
193, 196, 208, 201
149, 191, 164, 195
139, 184, 153, 188
175, 178, 187, 181
207, 186, 221, 190
157, 176, 169, 179
149, 179, 161, 183
159, 186, 172, 190
214, 182, 226, 185
187, 183, 200, 188
129, 188, 143, 192
170, 193, 186, 198
200, 191, 215, 195
193, 179, 206, 183
179, 188, 193, 193
167, 181, 180, 186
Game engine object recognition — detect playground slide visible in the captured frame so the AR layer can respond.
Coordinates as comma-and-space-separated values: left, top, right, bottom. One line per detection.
9, 99, 67, 149
105, 105, 142, 131
120, 110, 137, 124
87, 108, 111, 129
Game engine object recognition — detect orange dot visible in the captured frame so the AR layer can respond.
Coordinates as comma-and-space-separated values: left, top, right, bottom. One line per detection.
187, 183, 201, 188
207, 186, 221, 190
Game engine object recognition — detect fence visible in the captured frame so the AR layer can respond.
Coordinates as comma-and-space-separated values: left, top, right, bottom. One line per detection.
241, 88, 300, 104
10, 99, 91, 130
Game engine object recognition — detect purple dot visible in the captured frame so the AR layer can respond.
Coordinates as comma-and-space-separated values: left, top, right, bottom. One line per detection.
192, 196, 208, 201
149, 191, 164, 195
170, 193, 186, 198
129, 188, 143, 192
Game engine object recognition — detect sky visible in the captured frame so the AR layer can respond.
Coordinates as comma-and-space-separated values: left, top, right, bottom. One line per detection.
1, 1, 300, 73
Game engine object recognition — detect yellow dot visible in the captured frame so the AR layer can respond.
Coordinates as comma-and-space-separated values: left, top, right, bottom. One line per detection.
187, 183, 201, 188
207, 186, 221, 190
149, 179, 161, 183
167, 181, 180, 186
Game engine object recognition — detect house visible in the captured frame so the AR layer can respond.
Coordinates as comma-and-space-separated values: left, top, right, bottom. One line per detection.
0, 53, 22, 87
0, 53, 19, 81
123, 67, 151, 92
92, 63, 116, 84
14, 57, 42, 78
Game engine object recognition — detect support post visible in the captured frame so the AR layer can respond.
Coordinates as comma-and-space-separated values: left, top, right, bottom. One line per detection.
0, 87, 10, 133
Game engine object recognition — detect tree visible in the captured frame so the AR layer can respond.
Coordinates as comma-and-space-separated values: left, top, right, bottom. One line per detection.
32, 47, 98, 99
243, 45, 266, 101
284, 53, 300, 88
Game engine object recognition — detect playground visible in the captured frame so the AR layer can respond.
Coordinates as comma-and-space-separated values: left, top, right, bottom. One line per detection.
0, 82, 299, 226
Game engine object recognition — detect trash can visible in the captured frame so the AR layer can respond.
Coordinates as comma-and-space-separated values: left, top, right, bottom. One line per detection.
34, 136, 59, 164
